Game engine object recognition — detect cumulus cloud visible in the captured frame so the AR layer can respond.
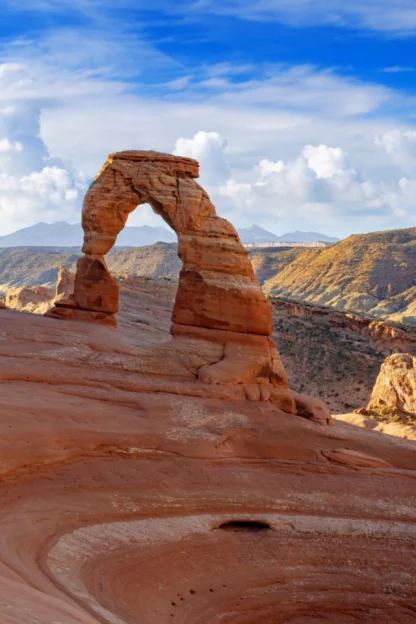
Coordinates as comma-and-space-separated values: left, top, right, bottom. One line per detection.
171, 130, 414, 233
0, 64, 86, 234
174, 131, 229, 187
375, 129, 416, 172
1, 44, 415, 237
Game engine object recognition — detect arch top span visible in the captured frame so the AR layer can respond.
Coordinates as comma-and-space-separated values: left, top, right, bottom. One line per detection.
108, 150, 200, 177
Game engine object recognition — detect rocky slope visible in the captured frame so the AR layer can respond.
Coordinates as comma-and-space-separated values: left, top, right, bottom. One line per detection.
0, 244, 300, 292
270, 298, 416, 415
263, 227, 416, 326
0, 244, 179, 293
116, 278, 416, 417
108, 242, 181, 280
0, 247, 81, 293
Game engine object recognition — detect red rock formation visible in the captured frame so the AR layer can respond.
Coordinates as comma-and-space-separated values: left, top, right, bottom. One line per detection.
46, 151, 322, 417
0, 309, 415, 623
2, 267, 75, 317
55, 264, 74, 302
368, 353, 416, 415
0, 160, 413, 623
5, 285, 54, 314
48, 151, 271, 336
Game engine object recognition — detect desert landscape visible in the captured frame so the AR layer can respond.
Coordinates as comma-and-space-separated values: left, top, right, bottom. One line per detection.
2, 1, 416, 621
0, 150, 415, 624
2, 227, 415, 420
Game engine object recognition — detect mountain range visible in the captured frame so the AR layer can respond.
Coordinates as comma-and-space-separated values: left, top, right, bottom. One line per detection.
237, 225, 339, 244
0, 222, 338, 247
0, 222, 176, 248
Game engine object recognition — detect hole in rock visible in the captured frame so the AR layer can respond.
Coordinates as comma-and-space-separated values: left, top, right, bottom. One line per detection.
217, 520, 271, 532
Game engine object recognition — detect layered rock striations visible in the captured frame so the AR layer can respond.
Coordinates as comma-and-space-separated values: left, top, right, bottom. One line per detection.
0, 309, 415, 623
262, 226, 416, 326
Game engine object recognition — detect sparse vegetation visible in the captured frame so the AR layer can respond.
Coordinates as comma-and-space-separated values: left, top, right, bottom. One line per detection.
367, 405, 416, 426
262, 227, 416, 327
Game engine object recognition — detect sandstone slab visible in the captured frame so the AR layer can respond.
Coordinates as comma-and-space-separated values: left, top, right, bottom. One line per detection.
0, 309, 414, 623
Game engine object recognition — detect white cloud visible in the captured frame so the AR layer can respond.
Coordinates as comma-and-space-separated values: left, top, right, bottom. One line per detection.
210, 135, 416, 233
257, 159, 285, 177
1, 20, 416, 238
303, 145, 351, 179
185, 0, 416, 35
0, 138, 23, 153
375, 129, 416, 172
382, 66, 415, 73
174, 131, 229, 187
15, 0, 416, 36
0, 65, 86, 234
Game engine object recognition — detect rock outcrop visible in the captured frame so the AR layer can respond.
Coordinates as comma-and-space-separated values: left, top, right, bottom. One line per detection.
55, 264, 75, 301
367, 353, 416, 415
46, 151, 315, 417
5, 285, 54, 314
47, 151, 272, 335
1, 266, 75, 316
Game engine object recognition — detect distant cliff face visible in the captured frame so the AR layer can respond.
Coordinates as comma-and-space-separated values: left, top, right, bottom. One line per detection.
270, 298, 416, 414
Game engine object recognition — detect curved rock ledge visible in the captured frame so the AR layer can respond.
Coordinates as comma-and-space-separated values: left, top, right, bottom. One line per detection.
46, 513, 416, 624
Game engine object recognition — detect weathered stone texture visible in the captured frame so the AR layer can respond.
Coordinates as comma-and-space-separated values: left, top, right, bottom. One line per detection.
368, 353, 416, 415
46, 150, 328, 416
55, 265, 75, 302
63, 150, 272, 335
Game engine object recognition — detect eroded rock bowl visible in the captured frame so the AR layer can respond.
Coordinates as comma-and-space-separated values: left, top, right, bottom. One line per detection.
45, 508, 415, 623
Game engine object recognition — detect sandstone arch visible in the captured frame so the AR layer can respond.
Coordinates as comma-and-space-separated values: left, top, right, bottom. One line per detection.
51, 150, 272, 335
46, 150, 331, 419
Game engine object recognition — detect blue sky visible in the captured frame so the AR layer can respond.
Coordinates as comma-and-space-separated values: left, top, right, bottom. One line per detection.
0, 0, 416, 237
